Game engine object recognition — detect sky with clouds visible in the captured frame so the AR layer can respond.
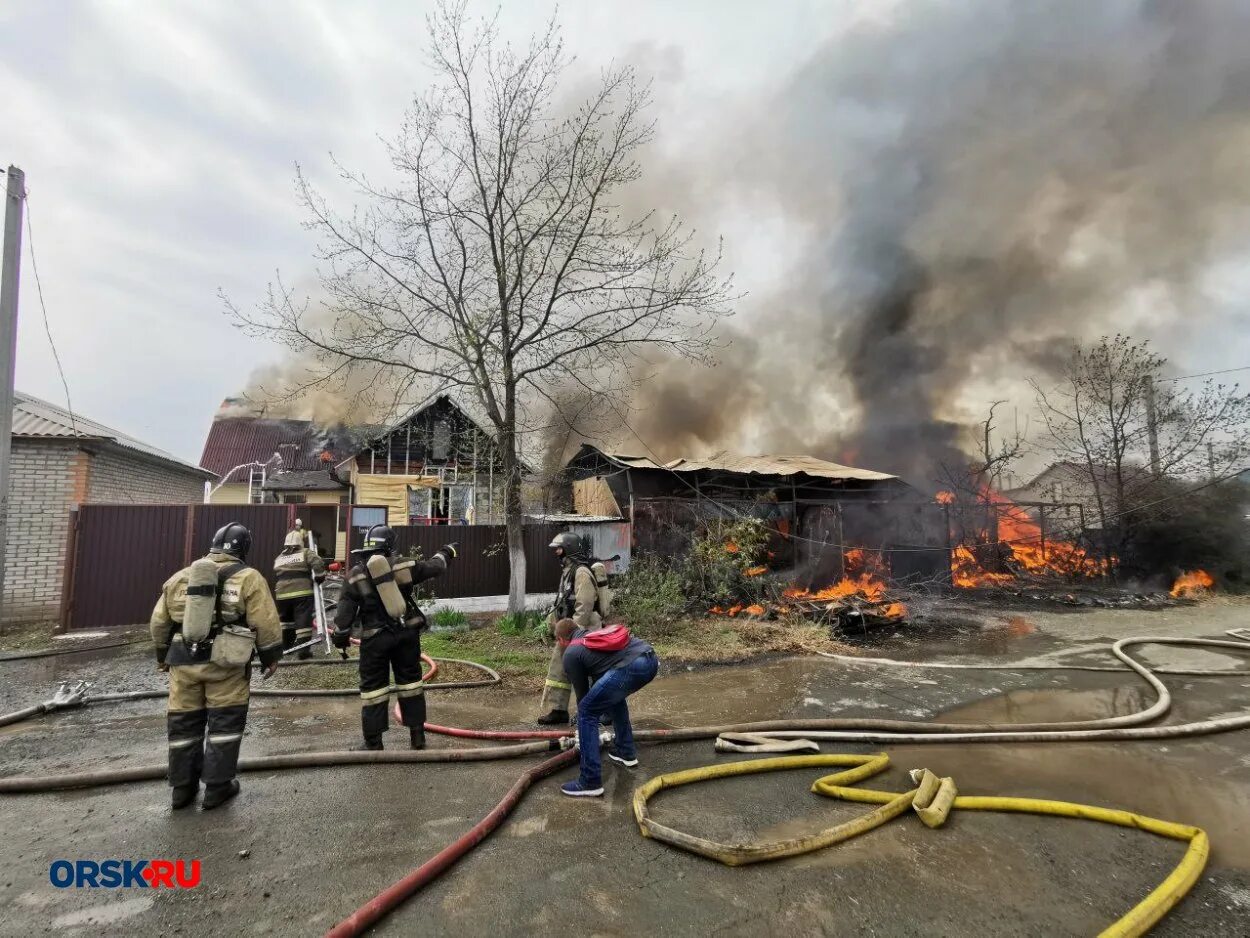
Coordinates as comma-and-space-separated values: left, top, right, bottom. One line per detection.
3, 0, 1249, 468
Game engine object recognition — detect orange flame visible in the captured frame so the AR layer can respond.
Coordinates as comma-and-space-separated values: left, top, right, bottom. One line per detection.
744, 565, 767, 577
951, 487, 1101, 587
1170, 570, 1214, 598
935, 490, 955, 505
744, 604, 766, 616
724, 542, 740, 554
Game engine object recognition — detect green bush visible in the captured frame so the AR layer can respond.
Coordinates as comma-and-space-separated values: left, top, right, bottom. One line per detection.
429, 607, 469, 631
613, 553, 688, 625
497, 610, 548, 641
685, 519, 770, 607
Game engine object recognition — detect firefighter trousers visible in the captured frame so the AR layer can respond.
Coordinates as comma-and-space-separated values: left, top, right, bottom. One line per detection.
358, 627, 425, 743
278, 595, 316, 652
166, 662, 250, 790
539, 641, 572, 713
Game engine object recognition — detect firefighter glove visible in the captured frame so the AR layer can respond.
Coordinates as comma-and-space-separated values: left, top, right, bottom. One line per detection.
332, 629, 353, 650
438, 542, 459, 561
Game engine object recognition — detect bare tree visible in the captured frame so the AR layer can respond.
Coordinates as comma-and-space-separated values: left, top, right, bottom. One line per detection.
1032, 334, 1250, 567
937, 400, 1029, 554
230, 2, 735, 611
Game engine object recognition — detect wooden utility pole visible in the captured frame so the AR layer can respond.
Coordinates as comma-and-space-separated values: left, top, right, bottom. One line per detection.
1144, 376, 1161, 476
0, 166, 26, 628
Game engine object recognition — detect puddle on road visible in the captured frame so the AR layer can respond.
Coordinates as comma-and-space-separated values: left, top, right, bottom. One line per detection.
938, 685, 1151, 724
887, 742, 1250, 869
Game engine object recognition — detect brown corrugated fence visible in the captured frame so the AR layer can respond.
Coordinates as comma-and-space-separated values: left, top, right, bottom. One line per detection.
62, 505, 575, 629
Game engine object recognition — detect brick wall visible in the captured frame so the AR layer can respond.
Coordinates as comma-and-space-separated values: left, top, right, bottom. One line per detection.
3, 440, 208, 627
2, 439, 78, 625
87, 447, 207, 505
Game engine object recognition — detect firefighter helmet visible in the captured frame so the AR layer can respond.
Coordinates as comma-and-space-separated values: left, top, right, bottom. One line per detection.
362, 524, 396, 553
548, 531, 587, 559
211, 522, 252, 561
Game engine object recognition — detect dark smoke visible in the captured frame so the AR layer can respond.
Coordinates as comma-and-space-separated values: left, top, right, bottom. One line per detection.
628, 0, 1250, 484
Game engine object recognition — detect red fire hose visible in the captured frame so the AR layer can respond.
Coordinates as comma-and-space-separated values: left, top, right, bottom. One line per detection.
423, 723, 570, 740
324, 748, 579, 938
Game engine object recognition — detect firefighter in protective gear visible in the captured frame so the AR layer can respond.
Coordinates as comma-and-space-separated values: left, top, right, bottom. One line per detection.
331, 524, 457, 750
149, 522, 282, 811
274, 528, 327, 659
536, 531, 602, 726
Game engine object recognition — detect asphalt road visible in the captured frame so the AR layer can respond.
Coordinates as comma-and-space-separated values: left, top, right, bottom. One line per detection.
1, 599, 1249, 935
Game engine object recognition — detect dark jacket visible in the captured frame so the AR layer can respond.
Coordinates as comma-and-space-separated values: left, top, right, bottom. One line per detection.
561, 629, 655, 703
334, 551, 450, 635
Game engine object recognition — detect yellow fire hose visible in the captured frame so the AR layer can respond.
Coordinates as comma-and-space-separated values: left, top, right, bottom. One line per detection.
633, 752, 1208, 938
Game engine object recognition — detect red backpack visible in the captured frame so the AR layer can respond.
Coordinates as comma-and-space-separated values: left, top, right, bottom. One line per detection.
569, 624, 631, 652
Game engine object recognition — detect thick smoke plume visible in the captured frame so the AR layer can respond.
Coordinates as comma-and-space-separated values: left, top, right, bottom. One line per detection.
627, 0, 1250, 484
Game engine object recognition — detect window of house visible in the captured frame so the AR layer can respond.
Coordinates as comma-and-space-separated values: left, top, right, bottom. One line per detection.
432, 420, 451, 461
283, 494, 307, 504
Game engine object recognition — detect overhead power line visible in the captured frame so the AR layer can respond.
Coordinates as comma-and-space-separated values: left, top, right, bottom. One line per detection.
1156, 365, 1250, 383
22, 192, 78, 436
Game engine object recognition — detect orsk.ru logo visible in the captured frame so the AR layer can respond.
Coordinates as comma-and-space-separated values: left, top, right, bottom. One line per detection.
49, 859, 201, 888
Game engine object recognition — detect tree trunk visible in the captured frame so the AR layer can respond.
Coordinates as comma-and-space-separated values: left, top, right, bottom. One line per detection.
500, 427, 527, 615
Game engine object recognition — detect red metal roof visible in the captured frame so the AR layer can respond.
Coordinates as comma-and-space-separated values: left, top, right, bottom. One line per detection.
199, 417, 364, 477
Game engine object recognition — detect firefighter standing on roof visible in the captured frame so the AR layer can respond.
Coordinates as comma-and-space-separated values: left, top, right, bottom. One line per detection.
149, 522, 283, 811
331, 524, 458, 750
536, 532, 606, 726
274, 526, 326, 659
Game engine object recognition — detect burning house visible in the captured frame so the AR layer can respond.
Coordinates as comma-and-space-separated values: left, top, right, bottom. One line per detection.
565, 445, 949, 583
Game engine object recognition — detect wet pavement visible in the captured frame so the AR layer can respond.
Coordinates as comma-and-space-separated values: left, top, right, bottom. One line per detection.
2, 600, 1250, 935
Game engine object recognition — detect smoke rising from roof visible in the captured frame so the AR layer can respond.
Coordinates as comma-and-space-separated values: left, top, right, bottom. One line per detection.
625, 0, 1250, 484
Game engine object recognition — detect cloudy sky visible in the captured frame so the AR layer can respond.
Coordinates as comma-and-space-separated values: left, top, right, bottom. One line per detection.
4, 1, 1249, 468
0, 0, 832, 461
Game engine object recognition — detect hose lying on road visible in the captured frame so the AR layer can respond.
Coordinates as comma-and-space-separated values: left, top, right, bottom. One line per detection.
324, 748, 580, 938
0, 638, 148, 662
0, 656, 501, 728
818, 650, 1250, 676
634, 751, 1208, 938
624, 633, 1250, 746
0, 739, 569, 793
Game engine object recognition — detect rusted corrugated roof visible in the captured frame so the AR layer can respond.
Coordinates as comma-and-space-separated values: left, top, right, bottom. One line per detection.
580, 445, 897, 482
13, 391, 211, 475
200, 418, 376, 477
665, 454, 899, 482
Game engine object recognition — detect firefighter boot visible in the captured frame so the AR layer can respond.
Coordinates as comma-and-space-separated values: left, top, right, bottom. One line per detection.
202, 779, 241, 810
409, 727, 426, 750
537, 709, 570, 726
351, 737, 384, 751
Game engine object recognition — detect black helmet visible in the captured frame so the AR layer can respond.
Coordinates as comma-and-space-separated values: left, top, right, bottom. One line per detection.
548, 531, 587, 559
362, 524, 396, 553
211, 522, 252, 560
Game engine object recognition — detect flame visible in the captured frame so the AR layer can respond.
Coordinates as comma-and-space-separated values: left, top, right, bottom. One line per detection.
744, 565, 767, 577
726, 603, 744, 616
783, 572, 908, 619
1170, 570, 1214, 598
709, 606, 726, 615
935, 490, 955, 505
744, 604, 766, 616
724, 542, 740, 554
950, 488, 1101, 587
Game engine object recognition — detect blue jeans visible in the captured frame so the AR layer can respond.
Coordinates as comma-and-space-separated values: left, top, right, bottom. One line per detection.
576, 651, 659, 787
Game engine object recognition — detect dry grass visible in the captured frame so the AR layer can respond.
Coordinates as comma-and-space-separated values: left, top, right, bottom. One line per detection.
645, 616, 854, 665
